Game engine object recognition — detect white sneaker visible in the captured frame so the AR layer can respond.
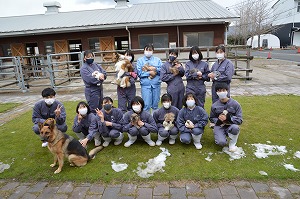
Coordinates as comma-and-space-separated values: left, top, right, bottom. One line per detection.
169, 139, 176, 145
102, 141, 110, 147
94, 139, 101, 147
156, 140, 162, 146
194, 142, 202, 150
42, 142, 48, 147
229, 146, 238, 152
146, 140, 155, 147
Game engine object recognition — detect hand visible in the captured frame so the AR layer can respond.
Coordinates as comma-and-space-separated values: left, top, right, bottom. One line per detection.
208, 72, 214, 79
137, 120, 144, 127
98, 73, 105, 80
54, 105, 61, 117
149, 70, 156, 77
105, 121, 113, 126
95, 108, 104, 122
80, 138, 88, 147
77, 113, 83, 123
149, 66, 156, 71
174, 63, 181, 68
197, 71, 202, 77
218, 114, 227, 122
130, 72, 137, 79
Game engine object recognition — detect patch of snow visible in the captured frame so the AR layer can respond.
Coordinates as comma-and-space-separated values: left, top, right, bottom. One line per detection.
294, 151, 300, 159
259, 171, 268, 176
289, 138, 293, 141
111, 161, 128, 172
0, 162, 10, 173
283, 164, 299, 172
205, 156, 212, 162
266, 141, 271, 144
222, 147, 246, 161
251, 144, 287, 158
135, 147, 171, 178
11, 131, 15, 134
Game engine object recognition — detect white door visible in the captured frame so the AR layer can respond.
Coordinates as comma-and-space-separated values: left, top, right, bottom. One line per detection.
293, 32, 300, 46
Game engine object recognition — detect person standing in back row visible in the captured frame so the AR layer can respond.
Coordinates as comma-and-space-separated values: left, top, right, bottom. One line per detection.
80, 50, 107, 114
208, 45, 234, 103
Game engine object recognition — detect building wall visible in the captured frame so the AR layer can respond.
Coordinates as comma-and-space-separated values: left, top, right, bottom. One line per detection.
272, 0, 300, 26
273, 22, 300, 47
0, 24, 225, 56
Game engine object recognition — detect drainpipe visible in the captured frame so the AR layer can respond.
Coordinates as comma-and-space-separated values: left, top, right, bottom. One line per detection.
126, 26, 131, 49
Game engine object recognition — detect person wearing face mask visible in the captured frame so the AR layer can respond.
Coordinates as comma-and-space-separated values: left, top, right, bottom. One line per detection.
32, 88, 67, 147
72, 101, 101, 148
136, 44, 162, 112
94, 97, 124, 147
209, 83, 243, 152
117, 50, 138, 113
160, 49, 185, 109
80, 50, 107, 114
208, 45, 235, 104
123, 96, 158, 147
153, 93, 180, 146
185, 46, 210, 108
176, 93, 208, 149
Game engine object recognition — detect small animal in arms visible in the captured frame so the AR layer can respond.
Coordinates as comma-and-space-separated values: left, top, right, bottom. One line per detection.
163, 112, 175, 131
142, 63, 157, 79
115, 60, 134, 88
130, 113, 141, 129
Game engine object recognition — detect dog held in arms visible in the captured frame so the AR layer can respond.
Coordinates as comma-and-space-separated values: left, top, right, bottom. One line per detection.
115, 59, 134, 88
163, 113, 175, 131
39, 118, 103, 174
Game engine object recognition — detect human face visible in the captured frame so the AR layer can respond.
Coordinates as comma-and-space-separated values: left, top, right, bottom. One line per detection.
78, 104, 88, 115
103, 100, 113, 112
44, 95, 55, 105
144, 48, 153, 58
84, 53, 94, 64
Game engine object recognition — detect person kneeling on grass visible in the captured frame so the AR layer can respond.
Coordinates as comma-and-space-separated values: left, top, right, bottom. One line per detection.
209, 82, 243, 152
95, 97, 124, 147
123, 96, 158, 147
72, 101, 101, 148
32, 88, 68, 148
153, 93, 180, 146
176, 93, 208, 149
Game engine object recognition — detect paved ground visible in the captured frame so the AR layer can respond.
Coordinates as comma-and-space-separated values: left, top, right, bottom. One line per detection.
0, 59, 299, 198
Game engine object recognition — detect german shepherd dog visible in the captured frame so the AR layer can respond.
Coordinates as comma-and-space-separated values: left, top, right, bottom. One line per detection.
39, 118, 103, 174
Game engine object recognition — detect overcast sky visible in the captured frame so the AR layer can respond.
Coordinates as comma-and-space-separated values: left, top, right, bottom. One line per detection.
0, 0, 242, 18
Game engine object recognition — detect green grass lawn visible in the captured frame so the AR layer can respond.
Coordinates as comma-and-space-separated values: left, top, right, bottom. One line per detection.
0, 95, 299, 183
0, 103, 21, 113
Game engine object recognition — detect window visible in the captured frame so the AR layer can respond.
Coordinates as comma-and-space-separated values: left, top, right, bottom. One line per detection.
1, 44, 11, 56
298, 1, 300, 12
139, 34, 168, 49
44, 41, 55, 54
183, 31, 214, 47
88, 38, 100, 51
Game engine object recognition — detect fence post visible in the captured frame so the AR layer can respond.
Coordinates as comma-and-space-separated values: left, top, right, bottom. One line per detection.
246, 46, 251, 80
47, 54, 56, 89
16, 57, 28, 92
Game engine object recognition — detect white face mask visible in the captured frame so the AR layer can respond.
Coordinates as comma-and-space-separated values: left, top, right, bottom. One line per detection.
192, 54, 199, 60
217, 91, 228, 99
44, 98, 55, 105
163, 102, 171, 109
125, 56, 132, 62
78, 108, 88, 115
144, 51, 153, 58
216, 53, 225, 60
132, 105, 141, 113
186, 100, 195, 108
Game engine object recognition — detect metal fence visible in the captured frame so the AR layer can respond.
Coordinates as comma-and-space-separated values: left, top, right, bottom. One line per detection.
0, 45, 253, 92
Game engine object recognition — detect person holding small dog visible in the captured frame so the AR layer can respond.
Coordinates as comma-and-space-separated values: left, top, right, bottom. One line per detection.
209, 82, 243, 152
123, 96, 158, 147
117, 50, 138, 113
136, 44, 162, 112
160, 49, 185, 109
80, 50, 107, 114
153, 93, 180, 145
185, 46, 210, 108
208, 45, 235, 104
72, 101, 102, 148
32, 88, 68, 147
176, 93, 208, 149
95, 97, 124, 147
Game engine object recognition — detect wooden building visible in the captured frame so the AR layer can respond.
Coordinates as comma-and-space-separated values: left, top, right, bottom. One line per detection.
0, 0, 238, 59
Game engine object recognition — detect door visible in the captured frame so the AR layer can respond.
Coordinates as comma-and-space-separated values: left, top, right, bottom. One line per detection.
54, 40, 68, 61
11, 43, 26, 56
100, 36, 115, 62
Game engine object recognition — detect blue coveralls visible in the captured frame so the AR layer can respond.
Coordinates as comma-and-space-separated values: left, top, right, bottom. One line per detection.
176, 106, 208, 144
160, 61, 185, 109
185, 60, 210, 108
209, 98, 243, 146
32, 100, 67, 134
123, 110, 158, 136
153, 106, 179, 138
210, 59, 234, 103
117, 64, 137, 113
72, 113, 99, 140
136, 56, 162, 112
97, 108, 124, 139
80, 62, 107, 113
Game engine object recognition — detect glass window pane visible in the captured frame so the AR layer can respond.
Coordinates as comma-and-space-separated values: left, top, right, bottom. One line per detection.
1, 44, 11, 56
44, 41, 54, 54
153, 34, 168, 48
198, 32, 214, 46
88, 38, 100, 51
184, 33, 198, 47
139, 35, 153, 49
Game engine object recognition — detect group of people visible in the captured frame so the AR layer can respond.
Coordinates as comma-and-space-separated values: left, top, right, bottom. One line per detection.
32, 44, 243, 152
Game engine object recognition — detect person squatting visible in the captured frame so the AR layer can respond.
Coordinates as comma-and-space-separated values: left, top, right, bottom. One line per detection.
32, 45, 242, 151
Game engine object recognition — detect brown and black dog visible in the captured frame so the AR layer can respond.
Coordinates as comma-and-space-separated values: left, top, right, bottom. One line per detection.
39, 118, 103, 174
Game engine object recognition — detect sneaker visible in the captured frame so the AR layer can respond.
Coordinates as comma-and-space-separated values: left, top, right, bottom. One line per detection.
194, 142, 202, 150
102, 141, 110, 147
156, 140, 162, 146
209, 123, 215, 129
42, 142, 48, 147
229, 146, 238, 152
94, 139, 101, 147
146, 140, 155, 147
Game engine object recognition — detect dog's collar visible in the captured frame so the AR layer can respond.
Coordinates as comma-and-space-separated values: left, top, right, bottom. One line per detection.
49, 132, 64, 146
